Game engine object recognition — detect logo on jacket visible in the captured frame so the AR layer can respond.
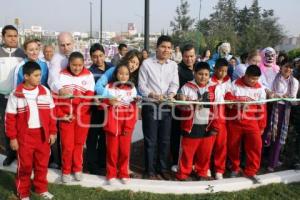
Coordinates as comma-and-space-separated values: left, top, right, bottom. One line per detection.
82, 80, 87, 85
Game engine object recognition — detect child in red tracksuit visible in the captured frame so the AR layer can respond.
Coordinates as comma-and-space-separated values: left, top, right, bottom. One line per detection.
5, 61, 56, 200
176, 62, 219, 181
209, 58, 232, 180
54, 52, 95, 183
103, 63, 138, 185
225, 65, 266, 183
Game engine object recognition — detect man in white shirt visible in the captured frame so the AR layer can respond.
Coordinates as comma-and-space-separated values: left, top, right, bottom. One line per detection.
139, 35, 179, 180
47, 32, 74, 169
0, 25, 26, 166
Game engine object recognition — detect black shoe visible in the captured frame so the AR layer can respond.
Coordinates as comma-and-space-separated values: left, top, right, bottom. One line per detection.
143, 173, 159, 180
3, 156, 16, 166
294, 163, 300, 170
246, 175, 261, 184
158, 171, 173, 180
48, 162, 60, 169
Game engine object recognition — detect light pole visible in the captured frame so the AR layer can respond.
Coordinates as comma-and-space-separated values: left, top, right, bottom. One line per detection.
90, 1, 93, 40
135, 14, 144, 36
197, 0, 202, 54
99, 0, 103, 43
144, 0, 149, 51
199, 0, 202, 22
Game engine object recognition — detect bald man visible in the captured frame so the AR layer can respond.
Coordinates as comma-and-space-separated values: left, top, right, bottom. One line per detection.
47, 32, 74, 169
48, 32, 74, 93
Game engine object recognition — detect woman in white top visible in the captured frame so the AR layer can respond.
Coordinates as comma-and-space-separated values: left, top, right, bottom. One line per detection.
265, 59, 299, 172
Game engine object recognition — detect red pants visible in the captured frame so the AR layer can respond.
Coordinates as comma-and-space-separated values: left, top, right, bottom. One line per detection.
176, 136, 215, 180
60, 118, 89, 175
212, 123, 227, 174
106, 133, 132, 179
227, 124, 262, 176
16, 128, 50, 198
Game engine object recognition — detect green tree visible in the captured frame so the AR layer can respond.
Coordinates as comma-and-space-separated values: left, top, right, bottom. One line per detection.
195, 0, 239, 53
288, 48, 300, 59
194, 0, 284, 54
170, 0, 195, 32
236, 0, 284, 53
170, 0, 199, 50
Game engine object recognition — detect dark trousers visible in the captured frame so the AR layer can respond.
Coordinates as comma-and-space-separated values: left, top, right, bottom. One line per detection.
86, 108, 106, 174
170, 108, 181, 165
290, 105, 300, 164
0, 94, 16, 159
142, 103, 172, 175
49, 126, 61, 167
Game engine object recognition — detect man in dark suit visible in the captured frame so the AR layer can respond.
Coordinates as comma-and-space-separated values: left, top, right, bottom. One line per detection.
111, 43, 127, 66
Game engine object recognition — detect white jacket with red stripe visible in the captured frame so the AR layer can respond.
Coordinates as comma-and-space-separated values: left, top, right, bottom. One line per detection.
103, 83, 138, 136
5, 84, 57, 140
54, 68, 95, 120
179, 80, 220, 133
210, 75, 232, 124
224, 77, 267, 131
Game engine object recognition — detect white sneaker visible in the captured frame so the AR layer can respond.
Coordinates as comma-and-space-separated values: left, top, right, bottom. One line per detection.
107, 178, 118, 185
215, 172, 223, 180
62, 174, 72, 183
21, 197, 30, 200
171, 165, 178, 173
207, 169, 212, 177
39, 191, 54, 200
120, 178, 129, 184
74, 172, 83, 181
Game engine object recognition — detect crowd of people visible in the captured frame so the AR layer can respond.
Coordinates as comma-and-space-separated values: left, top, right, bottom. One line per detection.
1, 24, 300, 200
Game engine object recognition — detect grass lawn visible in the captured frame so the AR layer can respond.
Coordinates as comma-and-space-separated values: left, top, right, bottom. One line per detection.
1, 170, 300, 200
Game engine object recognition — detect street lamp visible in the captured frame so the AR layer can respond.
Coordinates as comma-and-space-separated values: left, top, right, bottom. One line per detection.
135, 14, 144, 35
99, 0, 103, 43
90, 1, 93, 40
144, 0, 149, 51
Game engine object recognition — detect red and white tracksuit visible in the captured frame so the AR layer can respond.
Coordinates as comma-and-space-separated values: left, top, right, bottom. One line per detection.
54, 68, 95, 175
103, 83, 138, 179
225, 77, 267, 176
209, 75, 231, 174
5, 84, 57, 198
176, 81, 220, 180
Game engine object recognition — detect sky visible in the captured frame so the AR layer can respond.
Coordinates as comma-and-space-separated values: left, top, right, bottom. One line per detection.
0, 0, 299, 36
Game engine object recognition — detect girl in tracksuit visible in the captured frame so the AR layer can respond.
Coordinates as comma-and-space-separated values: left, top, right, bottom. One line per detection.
176, 62, 220, 181
55, 52, 95, 183
103, 62, 138, 184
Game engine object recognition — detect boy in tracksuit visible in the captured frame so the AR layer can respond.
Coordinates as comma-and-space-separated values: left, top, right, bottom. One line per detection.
5, 61, 56, 200
103, 63, 138, 184
176, 62, 219, 181
225, 65, 267, 183
209, 58, 232, 180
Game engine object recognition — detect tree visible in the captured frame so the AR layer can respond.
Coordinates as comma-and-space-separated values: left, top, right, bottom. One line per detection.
195, 0, 238, 53
236, 0, 284, 53
170, 0, 195, 33
194, 0, 284, 54
170, 0, 198, 50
